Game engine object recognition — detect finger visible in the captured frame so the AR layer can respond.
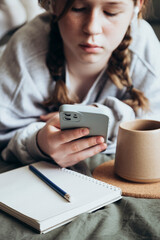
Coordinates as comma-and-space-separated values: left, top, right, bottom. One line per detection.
44, 113, 60, 128
40, 112, 58, 122
64, 136, 105, 155
60, 143, 107, 168
57, 128, 90, 144
72, 143, 107, 163
48, 128, 90, 154
40, 126, 90, 152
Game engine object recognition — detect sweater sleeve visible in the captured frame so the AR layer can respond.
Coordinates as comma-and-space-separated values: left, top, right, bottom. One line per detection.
93, 98, 135, 154
0, 14, 52, 164
1, 122, 52, 164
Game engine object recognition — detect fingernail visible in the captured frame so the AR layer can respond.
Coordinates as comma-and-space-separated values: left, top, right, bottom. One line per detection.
82, 128, 89, 136
102, 143, 107, 150
96, 137, 104, 144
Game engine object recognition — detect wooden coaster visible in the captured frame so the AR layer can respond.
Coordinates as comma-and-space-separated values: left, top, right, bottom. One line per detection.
93, 160, 160, 199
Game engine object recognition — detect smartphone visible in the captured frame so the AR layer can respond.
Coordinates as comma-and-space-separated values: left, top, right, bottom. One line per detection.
59, 104, 109, 143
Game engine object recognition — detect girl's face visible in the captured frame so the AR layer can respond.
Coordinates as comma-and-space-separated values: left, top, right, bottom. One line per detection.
56, 0, 135, 66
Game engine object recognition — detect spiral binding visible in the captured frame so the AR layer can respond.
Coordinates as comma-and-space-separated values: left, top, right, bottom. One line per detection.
59, 167, 121, 192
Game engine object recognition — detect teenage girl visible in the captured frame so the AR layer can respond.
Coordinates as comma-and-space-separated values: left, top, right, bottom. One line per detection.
0, 0, 159, 168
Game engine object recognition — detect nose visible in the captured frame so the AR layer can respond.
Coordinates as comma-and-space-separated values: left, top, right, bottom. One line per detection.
83, 10, 103, 35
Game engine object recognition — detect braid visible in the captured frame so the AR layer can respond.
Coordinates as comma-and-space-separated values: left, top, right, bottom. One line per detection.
106, 26, 149, 113
44, 16, 77, 109
106, 26, 132, 89
47, 16, 64, 78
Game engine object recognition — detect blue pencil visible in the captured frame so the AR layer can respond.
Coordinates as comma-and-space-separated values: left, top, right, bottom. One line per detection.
29, 165, 71, 202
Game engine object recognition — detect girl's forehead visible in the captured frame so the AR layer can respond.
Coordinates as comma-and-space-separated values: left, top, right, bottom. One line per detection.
55, 0, 134, 13
71, 0, 134, 4
55, 0, 134, 4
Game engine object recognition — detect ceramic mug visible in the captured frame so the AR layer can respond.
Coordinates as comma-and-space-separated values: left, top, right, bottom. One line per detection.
114, 119, 160, 183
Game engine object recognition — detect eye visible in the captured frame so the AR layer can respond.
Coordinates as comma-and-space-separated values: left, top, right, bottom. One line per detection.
71, 7, 86, 12
104, 11, 119, 17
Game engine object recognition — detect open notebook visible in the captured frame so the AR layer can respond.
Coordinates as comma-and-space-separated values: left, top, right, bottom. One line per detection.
0, 161, 122, 233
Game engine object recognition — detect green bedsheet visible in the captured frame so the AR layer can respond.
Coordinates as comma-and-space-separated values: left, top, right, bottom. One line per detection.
0, 154, 160, 240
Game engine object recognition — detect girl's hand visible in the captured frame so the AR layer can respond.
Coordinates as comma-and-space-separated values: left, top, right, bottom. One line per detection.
37, 112, 107, 168
40, 112, 58, 122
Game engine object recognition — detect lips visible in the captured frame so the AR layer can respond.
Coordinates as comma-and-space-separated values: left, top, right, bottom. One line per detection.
79, 43, 103, 53
80, 43, 102, 48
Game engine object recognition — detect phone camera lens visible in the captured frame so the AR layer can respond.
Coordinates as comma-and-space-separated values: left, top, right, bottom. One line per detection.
73, 114, 78, 118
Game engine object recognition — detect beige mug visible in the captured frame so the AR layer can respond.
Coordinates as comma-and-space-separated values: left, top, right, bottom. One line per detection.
114, 119, 160, 183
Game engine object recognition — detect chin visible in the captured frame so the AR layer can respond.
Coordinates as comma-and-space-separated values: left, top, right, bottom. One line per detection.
78, 55, 104, 64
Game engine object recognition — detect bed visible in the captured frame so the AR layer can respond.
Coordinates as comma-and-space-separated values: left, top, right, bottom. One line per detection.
0, 154, 160, 240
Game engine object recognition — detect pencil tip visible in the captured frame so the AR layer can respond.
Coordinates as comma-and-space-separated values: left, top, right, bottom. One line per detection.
64, 193, 71, 202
